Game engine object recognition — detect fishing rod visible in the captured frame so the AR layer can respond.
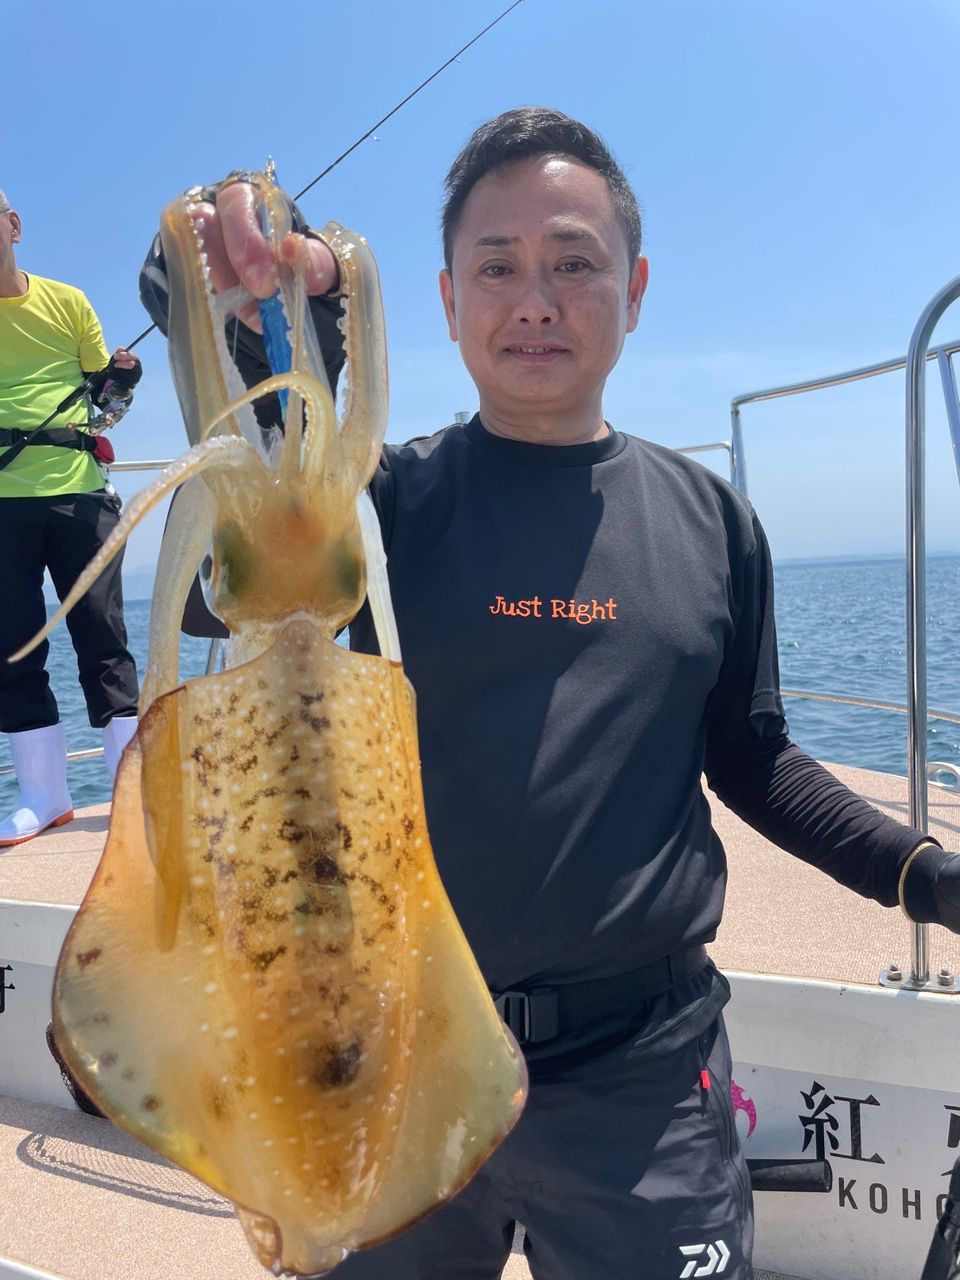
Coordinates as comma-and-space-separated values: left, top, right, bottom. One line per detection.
126, 1, 524, 353
0, 1, 524, 475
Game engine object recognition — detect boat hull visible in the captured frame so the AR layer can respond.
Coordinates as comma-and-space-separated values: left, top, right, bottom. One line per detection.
727, 970, 960, 1280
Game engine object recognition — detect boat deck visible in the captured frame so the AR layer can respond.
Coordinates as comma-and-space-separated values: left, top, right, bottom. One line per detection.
2, 760, 958, 1280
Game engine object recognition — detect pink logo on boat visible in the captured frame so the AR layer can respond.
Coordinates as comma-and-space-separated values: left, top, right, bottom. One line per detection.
731, 1080, 758, 1138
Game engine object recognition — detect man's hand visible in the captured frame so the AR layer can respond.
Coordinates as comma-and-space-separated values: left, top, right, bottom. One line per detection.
110, 348, 138, 371
191, 182, 339, 333
903, 845, 960, 932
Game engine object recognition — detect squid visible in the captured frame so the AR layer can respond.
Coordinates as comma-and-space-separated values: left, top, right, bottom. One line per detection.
15, 173, 527, 1277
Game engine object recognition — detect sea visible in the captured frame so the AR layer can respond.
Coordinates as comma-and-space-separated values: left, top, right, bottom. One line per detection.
1, 554, 959, 812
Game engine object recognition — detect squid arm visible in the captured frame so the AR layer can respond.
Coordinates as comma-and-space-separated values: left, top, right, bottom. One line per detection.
356, 488, 401, 665
307, 224, 388, 496
139, 476, 219, 714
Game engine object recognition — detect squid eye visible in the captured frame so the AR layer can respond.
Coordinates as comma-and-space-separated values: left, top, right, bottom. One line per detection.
215, 521, 254, 599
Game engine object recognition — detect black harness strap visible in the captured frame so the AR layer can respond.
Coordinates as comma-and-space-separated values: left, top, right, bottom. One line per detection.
0, 378, 94, 475
0, 427, 98, 453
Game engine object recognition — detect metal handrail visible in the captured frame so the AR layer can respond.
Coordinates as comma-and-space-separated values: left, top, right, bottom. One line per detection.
905, 279, 960, 984
727, 336, 960, 499
781, 688, 960, 793
728, 313, 960, 989
0, 747, 103, 778
676, 441, 735, 484
781, 687, 960, 726
108, 459, 174, 472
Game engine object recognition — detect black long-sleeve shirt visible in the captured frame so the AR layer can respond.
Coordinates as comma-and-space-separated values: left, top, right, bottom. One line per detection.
346, 421, 928, 987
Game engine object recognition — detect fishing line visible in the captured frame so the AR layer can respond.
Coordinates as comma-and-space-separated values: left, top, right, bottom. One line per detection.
294, 0, 524, 201
126, 0, 525, 351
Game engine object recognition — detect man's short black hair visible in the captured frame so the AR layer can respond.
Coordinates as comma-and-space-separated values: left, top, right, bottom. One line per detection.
441, 107, 642, 271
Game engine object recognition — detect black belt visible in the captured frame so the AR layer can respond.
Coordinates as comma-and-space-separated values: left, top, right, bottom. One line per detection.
491, 944, 709, 1047
0, 426, 97, 452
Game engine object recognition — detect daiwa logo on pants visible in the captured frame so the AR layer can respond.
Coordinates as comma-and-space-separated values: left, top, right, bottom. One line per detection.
678, 1239, 730, 1276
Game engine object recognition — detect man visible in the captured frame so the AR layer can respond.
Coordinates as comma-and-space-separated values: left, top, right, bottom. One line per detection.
139, 110, 960, 1280
0, 188, 142, 845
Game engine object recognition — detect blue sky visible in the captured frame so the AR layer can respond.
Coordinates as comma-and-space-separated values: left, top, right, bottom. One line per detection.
6, 0, 960, 581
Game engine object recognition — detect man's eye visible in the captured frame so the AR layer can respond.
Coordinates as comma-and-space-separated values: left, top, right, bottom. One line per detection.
482, 264, 512, 278
557, 260, 590, 273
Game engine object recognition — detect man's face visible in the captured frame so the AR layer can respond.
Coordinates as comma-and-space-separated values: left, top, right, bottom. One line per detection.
439, 155, 647, 428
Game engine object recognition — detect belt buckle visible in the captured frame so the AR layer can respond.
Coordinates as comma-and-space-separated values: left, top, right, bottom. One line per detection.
494, 989, 530, 1044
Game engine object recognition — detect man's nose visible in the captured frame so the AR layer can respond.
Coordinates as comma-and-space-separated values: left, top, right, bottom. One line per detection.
513, 272, 560, 324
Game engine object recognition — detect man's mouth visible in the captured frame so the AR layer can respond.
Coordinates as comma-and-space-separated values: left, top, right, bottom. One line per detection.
504, 344, 567, 358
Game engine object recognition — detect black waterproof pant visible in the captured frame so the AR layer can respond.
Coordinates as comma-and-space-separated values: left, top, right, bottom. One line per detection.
337, 968, 754, 1280
0, 491, 139, 732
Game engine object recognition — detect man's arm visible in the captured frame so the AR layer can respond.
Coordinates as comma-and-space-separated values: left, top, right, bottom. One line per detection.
702, 508, 957, 926
706, 736, 929, 906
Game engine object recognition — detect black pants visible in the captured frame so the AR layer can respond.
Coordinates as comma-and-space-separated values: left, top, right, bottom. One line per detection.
0, 491, 139, 732
336, 969, 754, 1280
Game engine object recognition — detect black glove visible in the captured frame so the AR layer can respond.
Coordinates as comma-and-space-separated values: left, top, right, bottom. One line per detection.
103, 354, 142, 392
902, 844, 960, 931
86, 356, 142, 404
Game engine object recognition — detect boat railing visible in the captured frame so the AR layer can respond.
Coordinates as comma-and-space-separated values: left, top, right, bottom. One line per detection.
728, 292, 960, 991
781, 688, 960, 791
727, 334, 960, 501
675, 440, 735, 483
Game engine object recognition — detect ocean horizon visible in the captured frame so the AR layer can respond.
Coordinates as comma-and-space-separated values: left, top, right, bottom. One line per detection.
8, 552, 960, 812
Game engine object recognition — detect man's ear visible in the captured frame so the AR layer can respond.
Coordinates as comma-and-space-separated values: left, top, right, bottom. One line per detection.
439, 269, 458, 342
626, 255, 649, 333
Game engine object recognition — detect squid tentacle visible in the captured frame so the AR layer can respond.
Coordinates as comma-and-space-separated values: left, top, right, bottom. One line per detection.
8, 434, 257, 664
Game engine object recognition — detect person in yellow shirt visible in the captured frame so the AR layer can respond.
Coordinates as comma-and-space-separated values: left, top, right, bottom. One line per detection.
0, 188, 142, 844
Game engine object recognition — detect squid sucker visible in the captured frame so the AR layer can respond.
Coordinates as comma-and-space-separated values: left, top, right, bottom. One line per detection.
19, 173, 527, 1277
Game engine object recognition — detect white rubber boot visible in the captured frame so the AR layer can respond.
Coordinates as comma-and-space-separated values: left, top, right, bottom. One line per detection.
102, 715, 138, 782
0, 724, 74, 846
